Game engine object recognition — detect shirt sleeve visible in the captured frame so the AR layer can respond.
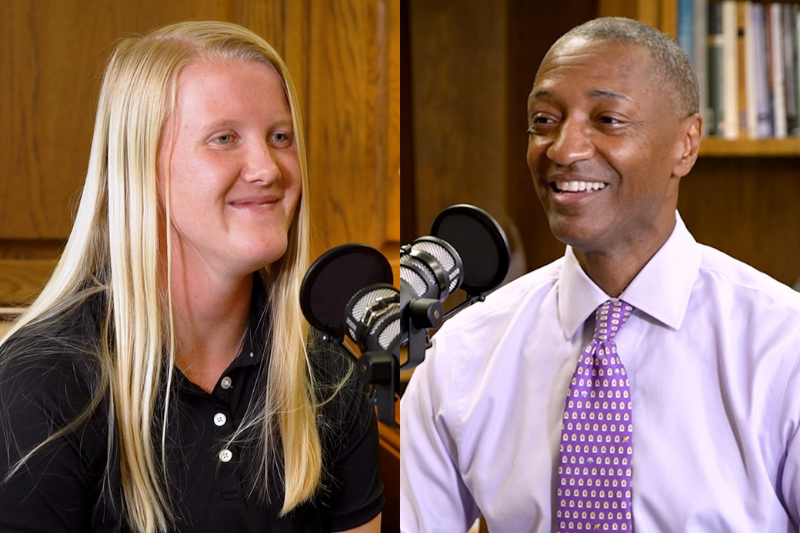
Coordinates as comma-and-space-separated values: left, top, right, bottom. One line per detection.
0, 337, 108, 532
778, 333, 800, 528
314, 341, 385, 532
400, 333, 480, 533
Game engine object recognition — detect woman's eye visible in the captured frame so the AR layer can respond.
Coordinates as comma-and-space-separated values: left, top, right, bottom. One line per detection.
216, 134, 234, 144
271, 132, 293, 146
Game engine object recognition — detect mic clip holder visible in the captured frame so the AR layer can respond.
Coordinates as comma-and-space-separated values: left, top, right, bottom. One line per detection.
347, 288, 401, 429
358, 350, 398, 428
403, 297, 444, 370
402, 292, 486, 371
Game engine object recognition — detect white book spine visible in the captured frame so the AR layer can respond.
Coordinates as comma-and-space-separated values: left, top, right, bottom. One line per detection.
753, 3, 772, 137
771, 2, 787, 138
795, 6, 800, 136
744, 1, 758, 138
722, 0, 740, 139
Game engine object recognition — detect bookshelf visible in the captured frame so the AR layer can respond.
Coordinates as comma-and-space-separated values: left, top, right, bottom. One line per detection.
700, 136, 800, 155
601, 0, 800, 157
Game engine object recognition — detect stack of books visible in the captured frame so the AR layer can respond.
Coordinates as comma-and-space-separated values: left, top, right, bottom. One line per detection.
677, 0, 800, 139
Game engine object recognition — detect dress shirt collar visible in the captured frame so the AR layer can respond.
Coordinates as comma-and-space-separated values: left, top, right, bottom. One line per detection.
558, 212, 700, 340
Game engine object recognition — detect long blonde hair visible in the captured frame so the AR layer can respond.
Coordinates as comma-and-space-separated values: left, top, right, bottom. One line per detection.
1, 21, 318, 533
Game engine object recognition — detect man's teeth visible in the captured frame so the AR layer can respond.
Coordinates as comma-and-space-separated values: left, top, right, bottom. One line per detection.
555, 180, 606, 192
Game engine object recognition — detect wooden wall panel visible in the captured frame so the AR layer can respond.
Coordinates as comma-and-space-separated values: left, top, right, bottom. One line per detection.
505, 0, 598, 273
0, 0, 399, 307
679, 158, 800, 287
408, 0, 508, 238
408, 0, 596, 278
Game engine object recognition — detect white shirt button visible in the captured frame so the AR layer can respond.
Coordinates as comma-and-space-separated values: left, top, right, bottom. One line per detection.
219, 449, 233, 463
221, 376, 232, 389
213, 413, 227, 426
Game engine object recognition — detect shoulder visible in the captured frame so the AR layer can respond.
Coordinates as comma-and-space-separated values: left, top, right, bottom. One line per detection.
307, 332, 372, 435
431, 257, 564, 353
697, 244, 800, 313
0, 293, 107, 433
307, 330, 356, 375
0, 294, 110, 494
404, 259, 563, 418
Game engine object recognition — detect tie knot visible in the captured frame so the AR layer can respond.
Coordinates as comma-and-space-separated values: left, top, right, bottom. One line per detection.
593, 299, 633, 342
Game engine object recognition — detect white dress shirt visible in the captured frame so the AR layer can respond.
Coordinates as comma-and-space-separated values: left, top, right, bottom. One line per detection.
401, 213, 800, 532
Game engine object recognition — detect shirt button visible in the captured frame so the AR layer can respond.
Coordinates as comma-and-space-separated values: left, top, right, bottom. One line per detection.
221, 376, 232, 389
213, 413, 227, 426
219, 449, 233, 463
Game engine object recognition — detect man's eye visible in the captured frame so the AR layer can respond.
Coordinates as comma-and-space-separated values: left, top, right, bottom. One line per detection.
216, 134, 234, 144
528, 115, 557, 134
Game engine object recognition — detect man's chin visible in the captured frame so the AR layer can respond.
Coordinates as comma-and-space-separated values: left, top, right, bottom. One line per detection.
546, 214, 600, 250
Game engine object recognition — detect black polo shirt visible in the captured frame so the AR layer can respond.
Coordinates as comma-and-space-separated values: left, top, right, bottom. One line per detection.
0, 291, 384, 532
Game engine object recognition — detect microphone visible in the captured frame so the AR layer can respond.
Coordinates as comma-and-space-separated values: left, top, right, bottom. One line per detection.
400, 204, 510, 302
401, 204, 511, 369
298, 205, 510, 424
400, 236, 463, 303
299, 243, 399, 427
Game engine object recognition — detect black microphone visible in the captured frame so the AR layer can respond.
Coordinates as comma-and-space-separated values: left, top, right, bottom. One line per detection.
400, 236, 463, 303
299, 243, 400, 427
401, 204, 511, 369
400, 205, 510, 303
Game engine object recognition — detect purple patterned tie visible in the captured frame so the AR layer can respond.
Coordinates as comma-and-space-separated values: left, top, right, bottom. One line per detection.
556, 299, 634, 532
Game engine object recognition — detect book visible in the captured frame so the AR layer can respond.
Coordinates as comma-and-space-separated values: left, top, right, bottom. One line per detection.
708, 1, 725, 136
678, 0, 695, 66
752, 3, 773, 138
783, 3, 798, 135
738, 1, 749, 138
694, 0, 709, 127
795, 4, 800, 136
744, 1, 758, 138
722, 0, 740, 138
769, 3, 787, 138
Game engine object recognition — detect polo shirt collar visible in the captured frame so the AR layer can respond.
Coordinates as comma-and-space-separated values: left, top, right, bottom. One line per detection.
557, 212, 700, 340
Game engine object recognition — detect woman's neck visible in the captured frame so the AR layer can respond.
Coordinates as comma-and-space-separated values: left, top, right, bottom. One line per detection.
169, 271, 254, 393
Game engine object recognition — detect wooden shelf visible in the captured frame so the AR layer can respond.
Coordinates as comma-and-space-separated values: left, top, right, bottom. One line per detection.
699, 137, 800, 157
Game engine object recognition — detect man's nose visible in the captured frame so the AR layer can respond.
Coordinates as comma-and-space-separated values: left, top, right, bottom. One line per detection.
546, 117, 595, 166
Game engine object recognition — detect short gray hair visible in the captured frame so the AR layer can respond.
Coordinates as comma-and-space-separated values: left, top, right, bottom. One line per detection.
553, 17, 699, 117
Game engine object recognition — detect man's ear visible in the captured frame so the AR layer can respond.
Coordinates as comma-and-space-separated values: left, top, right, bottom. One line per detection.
672, 113, 702, 178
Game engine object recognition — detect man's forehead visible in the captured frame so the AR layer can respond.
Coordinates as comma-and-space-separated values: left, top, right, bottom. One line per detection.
537, 36, 651, 76
529, 38, 654, 102
529, 88, 631, 103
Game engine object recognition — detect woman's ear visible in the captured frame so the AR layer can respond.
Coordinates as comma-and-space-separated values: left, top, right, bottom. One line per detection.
672, 113, 703, 178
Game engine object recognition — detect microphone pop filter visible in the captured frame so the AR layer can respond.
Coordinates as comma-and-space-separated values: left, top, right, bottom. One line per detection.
430, 204, 510, 295
300, 244, 393, 342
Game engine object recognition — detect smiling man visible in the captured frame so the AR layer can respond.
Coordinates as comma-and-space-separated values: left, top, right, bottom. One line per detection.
401, 17, 800, 533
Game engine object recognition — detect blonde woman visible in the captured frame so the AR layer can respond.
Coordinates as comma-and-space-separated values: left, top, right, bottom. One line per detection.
0, 21, 383, 533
